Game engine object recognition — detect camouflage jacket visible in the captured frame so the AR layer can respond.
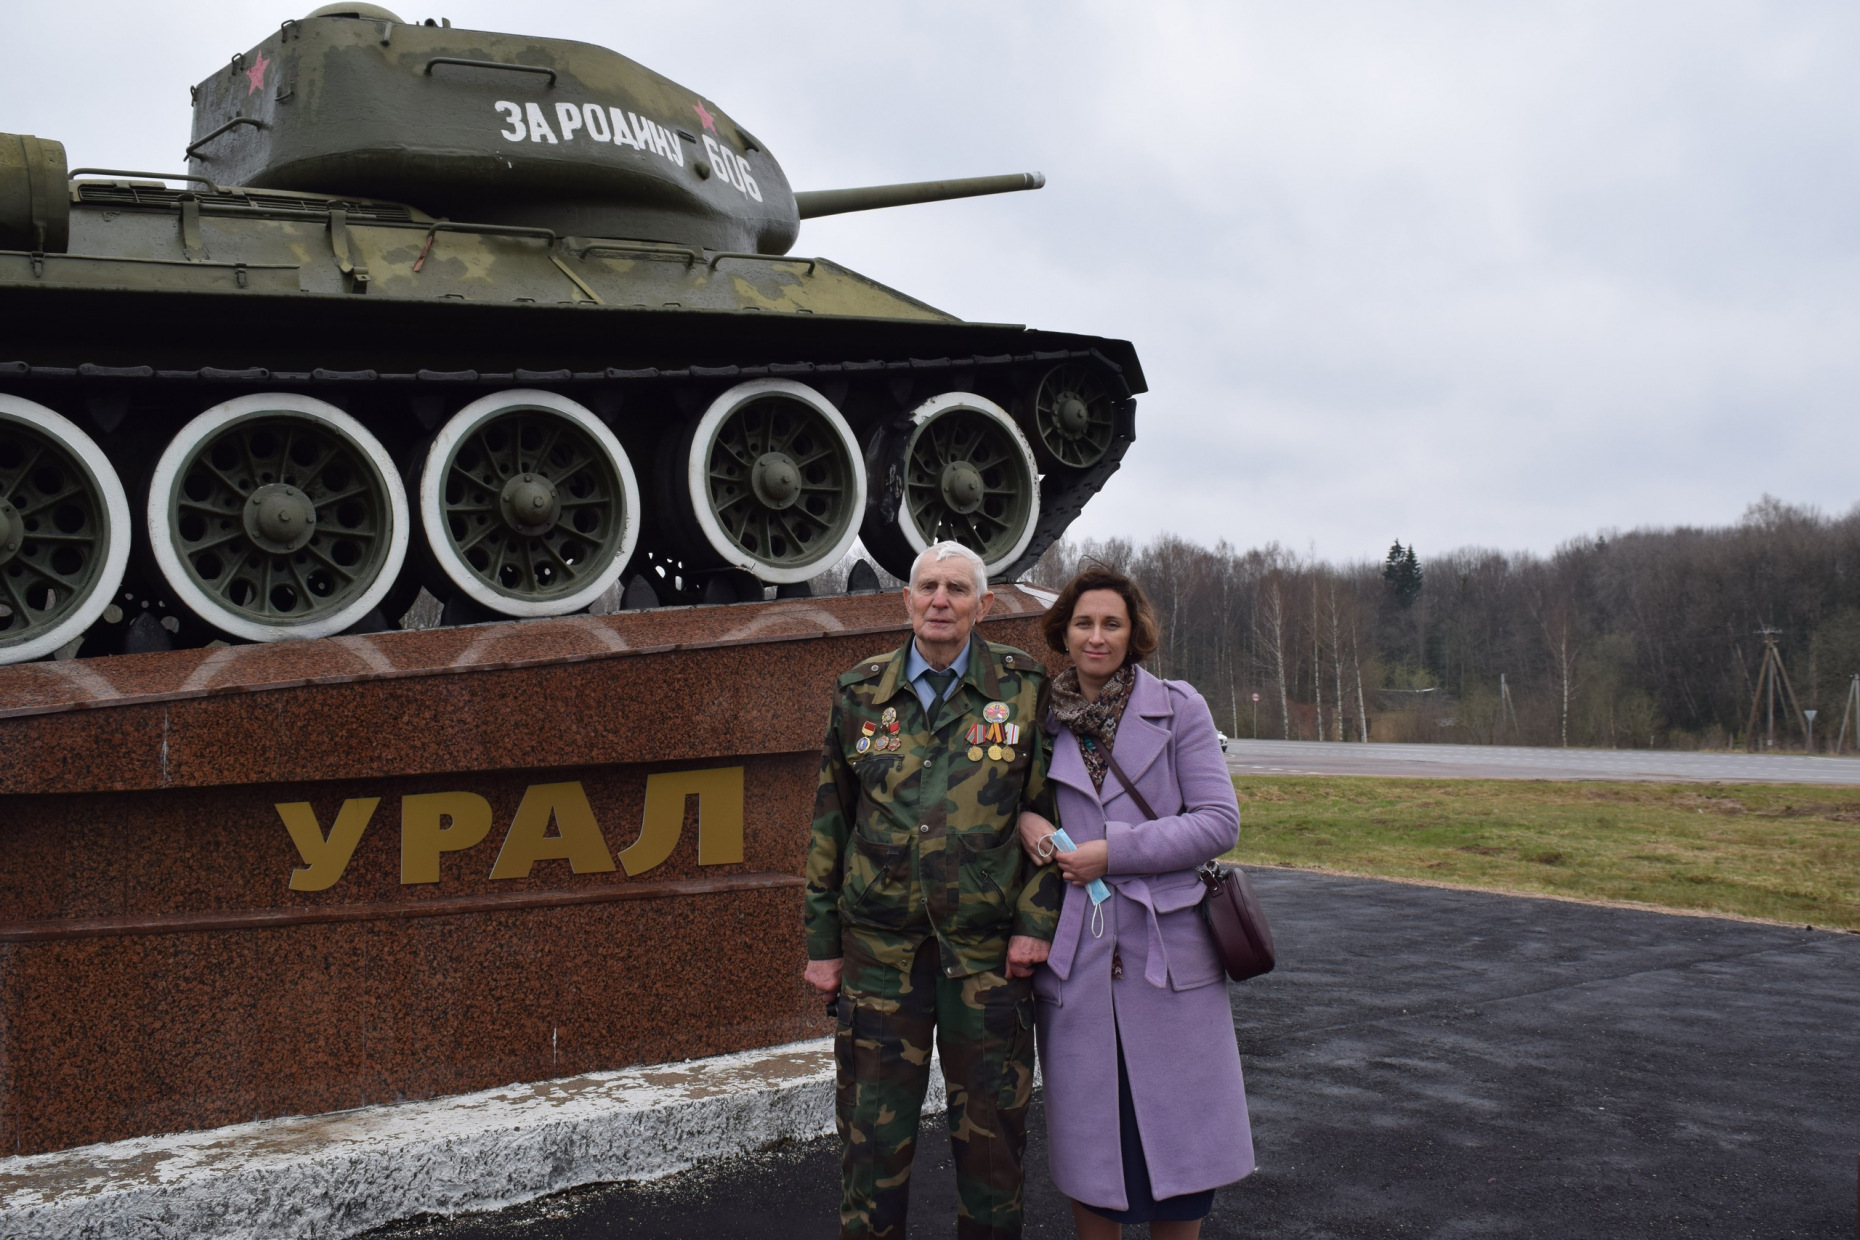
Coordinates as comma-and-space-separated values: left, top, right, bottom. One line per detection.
804, 632, 1063, 977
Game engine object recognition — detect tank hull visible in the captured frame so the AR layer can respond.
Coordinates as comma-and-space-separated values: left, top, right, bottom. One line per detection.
0, 244, 1139, 652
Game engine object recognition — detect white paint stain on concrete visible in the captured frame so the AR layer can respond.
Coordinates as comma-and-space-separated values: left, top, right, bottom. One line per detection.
0, 1037, 945, 1240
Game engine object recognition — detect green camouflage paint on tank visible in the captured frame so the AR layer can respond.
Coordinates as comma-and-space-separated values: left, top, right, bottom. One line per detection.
0, 174, 957, 319
0, 6, 1146, 662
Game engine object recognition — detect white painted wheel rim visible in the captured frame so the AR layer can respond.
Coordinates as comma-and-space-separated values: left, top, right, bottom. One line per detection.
686, 379, 867, 585
0, 396, 131, 663
895, 392, 1041, 577
148, 394, 409, 642
421, 389, 641, 617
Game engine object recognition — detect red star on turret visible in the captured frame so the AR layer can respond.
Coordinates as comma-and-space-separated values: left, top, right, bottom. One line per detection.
246, 52, 271, 96
693, 101, 716, 133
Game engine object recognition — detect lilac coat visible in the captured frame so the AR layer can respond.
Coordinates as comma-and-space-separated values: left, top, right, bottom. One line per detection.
1034, 667, 1254, 1210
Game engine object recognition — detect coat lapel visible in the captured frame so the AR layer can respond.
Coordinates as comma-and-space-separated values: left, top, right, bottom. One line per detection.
1105, 667, 1173, 792
1048, 722, 1101, 803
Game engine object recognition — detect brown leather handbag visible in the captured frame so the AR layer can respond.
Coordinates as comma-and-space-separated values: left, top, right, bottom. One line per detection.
1102, 745, 1276, 982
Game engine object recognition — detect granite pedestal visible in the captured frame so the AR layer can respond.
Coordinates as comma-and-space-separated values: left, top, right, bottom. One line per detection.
0, 587, 1052, 1156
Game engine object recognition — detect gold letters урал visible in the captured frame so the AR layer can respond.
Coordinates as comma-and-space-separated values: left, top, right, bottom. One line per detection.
275, 767, 746, 892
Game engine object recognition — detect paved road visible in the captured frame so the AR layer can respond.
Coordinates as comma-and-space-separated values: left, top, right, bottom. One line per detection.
1224, 738, 1860, 784
364, 870, 1860, 1239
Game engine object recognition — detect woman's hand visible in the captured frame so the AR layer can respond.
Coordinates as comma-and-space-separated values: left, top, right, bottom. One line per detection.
1056, 838, 1108, 885
1018, 810, 1058, 865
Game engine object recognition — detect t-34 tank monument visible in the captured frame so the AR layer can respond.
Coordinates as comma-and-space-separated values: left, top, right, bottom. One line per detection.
0, 2, 1143, 1190
0, 0, 1140, 660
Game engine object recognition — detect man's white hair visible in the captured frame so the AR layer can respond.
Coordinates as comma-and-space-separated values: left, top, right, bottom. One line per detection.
909, 541, 989, 594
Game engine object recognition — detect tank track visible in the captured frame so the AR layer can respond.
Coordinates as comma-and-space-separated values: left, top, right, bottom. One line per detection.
0, 345, 1136, 657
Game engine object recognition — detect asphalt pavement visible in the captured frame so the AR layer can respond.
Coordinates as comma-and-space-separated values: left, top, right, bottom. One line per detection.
1224, 738, 1860, 784
362, 869, 1860, 1239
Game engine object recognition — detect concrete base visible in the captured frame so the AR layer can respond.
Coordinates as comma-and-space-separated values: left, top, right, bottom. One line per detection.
0, 590, 1051, 1155
0, 1039, 946, 1240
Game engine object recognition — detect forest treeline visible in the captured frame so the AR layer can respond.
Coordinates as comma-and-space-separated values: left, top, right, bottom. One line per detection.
1024, 497, 1860, 751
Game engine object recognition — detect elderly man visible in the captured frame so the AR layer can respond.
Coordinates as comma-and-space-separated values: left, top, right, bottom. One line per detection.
804, 541, 1062, 1240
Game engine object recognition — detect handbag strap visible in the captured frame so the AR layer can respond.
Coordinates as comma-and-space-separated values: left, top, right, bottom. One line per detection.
1099, 744, 1161, 822
1100, 738, 1229, 900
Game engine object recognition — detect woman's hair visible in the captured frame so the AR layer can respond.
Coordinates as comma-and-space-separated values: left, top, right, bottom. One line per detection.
1041, 567, 1160, 663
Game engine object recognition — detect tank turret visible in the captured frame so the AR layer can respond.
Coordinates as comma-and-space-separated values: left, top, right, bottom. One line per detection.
0, 7, 1143, 666
185, 8, 1044, 255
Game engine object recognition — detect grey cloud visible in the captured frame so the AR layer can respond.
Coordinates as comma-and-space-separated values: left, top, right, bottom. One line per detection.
7, 0, 1856, 559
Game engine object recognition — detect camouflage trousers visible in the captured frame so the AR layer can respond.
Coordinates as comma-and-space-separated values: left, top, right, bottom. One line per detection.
834, 936, 1037, 1240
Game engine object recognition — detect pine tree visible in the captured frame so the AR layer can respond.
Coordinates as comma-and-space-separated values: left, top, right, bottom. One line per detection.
1384, 540, 1423, 609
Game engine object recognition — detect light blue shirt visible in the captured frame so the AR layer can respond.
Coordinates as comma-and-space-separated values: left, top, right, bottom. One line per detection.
904, 639, 971, 713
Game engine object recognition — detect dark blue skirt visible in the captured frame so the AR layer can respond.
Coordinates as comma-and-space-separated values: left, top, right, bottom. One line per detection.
1081, 1032, 1217, 1225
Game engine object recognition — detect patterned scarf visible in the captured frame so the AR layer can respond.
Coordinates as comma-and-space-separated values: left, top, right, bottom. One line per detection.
1049, 663, 1136, 791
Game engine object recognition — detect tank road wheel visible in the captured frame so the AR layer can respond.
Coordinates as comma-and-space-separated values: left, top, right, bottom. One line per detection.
1031, 362, 1116, 471
686, 379, 866, 584
866, 392, 1039, 582
148, 395, 409, 642
421, 390, 640, 617
0, 396, 131, 664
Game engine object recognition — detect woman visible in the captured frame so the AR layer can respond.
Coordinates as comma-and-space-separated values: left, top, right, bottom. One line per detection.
1021, 568, 1253, 1239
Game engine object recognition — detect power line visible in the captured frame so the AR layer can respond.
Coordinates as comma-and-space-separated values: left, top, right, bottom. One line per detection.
1742, 627, 1811, 752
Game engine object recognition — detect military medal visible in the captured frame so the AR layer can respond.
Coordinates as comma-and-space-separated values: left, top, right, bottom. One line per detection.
967, 745, 984, 761
861, 721, 876, 737
1002, 747, 1015, 761
983, 702, 1009, 723
1005, 723, 1020, 745
881, 706, 897, 726
988, 744, 1003, 761
856, 737, 871, 754
965, 723, 985, 745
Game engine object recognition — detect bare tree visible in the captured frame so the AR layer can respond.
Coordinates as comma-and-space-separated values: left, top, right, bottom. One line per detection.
1351, 616, 1370, 742
1328, 580, 1349, 742
1311, 573, 1325, 742
1257, 577, 1291, 739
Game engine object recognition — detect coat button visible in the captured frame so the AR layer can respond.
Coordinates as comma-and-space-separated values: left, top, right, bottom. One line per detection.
919, 824, 929, 832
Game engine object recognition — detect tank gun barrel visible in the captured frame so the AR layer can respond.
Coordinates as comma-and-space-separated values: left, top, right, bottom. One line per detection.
794, 172, 1045, 220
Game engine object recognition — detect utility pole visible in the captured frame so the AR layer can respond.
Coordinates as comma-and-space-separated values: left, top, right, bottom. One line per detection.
1835, 674, 1860, 754
1499, 673, 1520, 740
1743, 628, 1811, 752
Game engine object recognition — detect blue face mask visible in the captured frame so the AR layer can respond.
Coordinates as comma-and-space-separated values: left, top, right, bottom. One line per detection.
1046, 827, 1113, 940
1047, 828, 1111, 904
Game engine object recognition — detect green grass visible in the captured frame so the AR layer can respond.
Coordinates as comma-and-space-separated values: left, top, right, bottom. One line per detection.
1228, 777, 1860, 930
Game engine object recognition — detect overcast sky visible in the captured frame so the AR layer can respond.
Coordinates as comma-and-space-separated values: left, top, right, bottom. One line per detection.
6, 2, 1857, 564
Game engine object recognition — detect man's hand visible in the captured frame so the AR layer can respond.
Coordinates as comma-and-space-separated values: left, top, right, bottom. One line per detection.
1006, 935, 1051, 979
1018, 810, 1058, 865
805, 957, 843, 999
1056, 838, 1108, 886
